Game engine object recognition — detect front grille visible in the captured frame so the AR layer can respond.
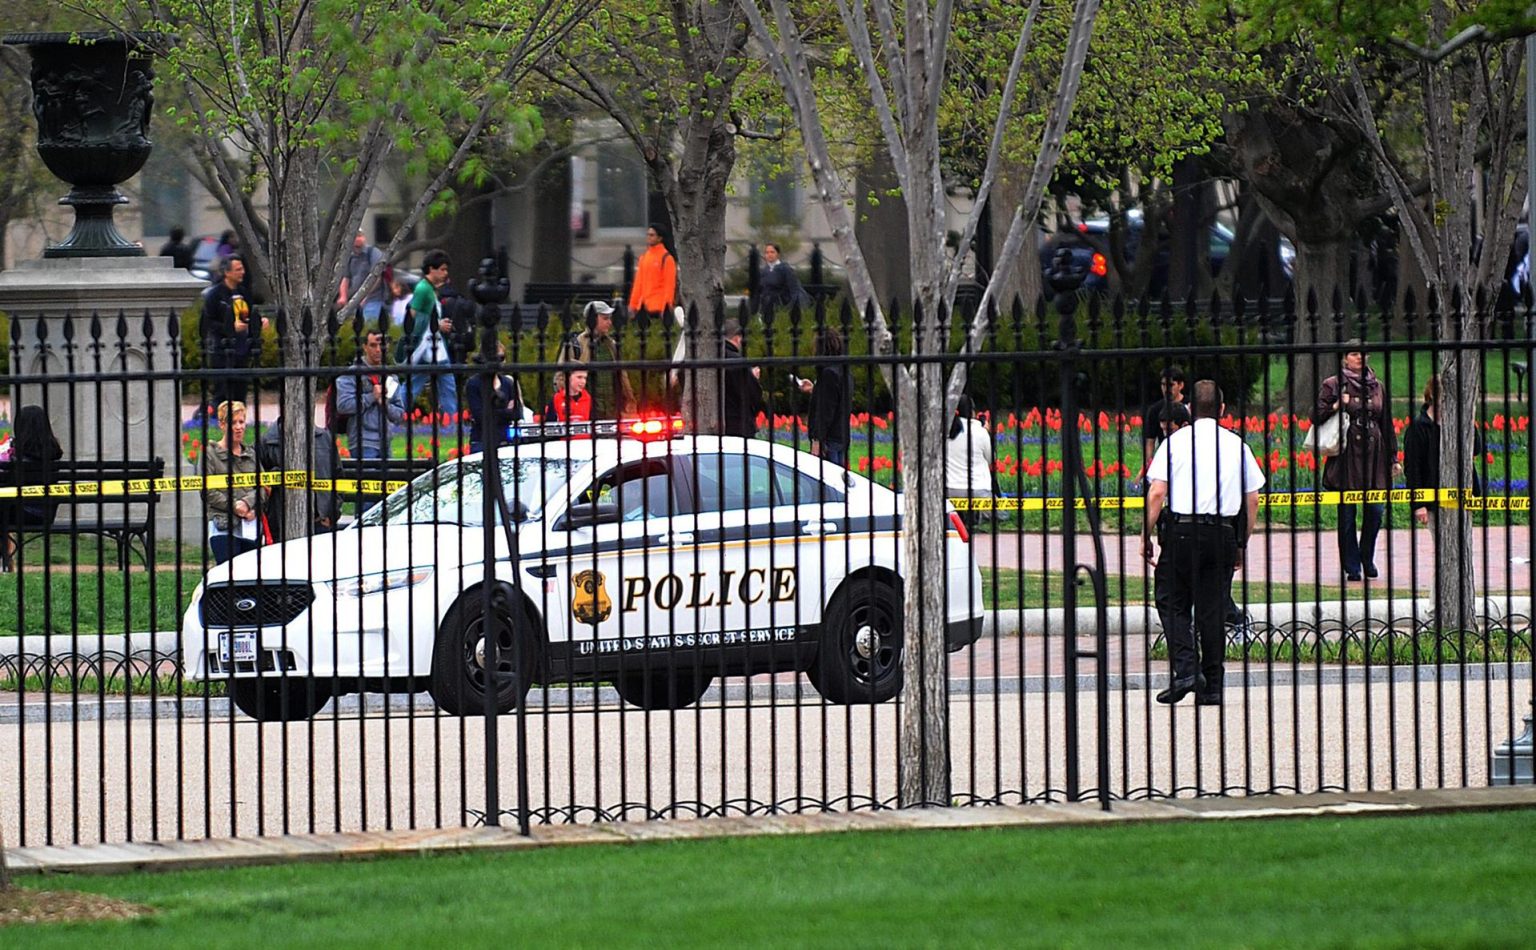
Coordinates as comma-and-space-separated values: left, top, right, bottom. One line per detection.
202, 583, 315, 627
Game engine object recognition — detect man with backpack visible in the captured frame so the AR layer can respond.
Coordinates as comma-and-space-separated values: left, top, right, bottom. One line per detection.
396, 248, 458, 419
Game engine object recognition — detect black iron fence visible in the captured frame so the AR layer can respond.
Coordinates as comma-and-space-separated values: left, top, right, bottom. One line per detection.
1, 290, 1531, 847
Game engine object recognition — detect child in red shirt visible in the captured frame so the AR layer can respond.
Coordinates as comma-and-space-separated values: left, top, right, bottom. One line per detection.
545, 369, 593, 422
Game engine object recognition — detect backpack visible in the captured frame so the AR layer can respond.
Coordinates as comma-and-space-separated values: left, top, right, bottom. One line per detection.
323, 379, 347, 433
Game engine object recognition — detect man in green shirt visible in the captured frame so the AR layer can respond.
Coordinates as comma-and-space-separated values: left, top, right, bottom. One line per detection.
397, 248, 459, 418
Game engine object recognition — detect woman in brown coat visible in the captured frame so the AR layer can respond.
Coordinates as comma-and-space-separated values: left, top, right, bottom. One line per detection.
1313, 342, 1400, 581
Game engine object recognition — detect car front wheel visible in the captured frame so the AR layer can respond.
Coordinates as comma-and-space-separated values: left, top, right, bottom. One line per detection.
430, 587, 536, 716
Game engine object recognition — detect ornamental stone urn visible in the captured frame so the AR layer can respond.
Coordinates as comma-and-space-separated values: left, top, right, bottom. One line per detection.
0, 30, 203, 543
2, 32, 160, 258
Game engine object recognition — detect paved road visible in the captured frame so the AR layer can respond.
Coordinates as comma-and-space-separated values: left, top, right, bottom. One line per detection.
3, 670, 1527, 848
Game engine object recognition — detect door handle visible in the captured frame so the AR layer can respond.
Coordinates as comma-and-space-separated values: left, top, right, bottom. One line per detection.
656, 532, 694, 546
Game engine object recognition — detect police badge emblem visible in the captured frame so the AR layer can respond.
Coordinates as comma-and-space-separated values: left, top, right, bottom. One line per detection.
571, 569, 612, 624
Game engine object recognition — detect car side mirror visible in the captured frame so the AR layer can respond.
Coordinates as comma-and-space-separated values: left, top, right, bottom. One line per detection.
555, 501, 621, 530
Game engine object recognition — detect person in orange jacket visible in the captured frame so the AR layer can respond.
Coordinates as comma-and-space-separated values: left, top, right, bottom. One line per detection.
628, 224, 677, 315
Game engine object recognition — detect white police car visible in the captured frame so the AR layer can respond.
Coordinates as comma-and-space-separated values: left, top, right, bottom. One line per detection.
183, 426, 985, 721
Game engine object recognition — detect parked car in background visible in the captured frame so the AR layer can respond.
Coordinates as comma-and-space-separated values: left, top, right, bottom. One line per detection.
1039, 210, 1287, 300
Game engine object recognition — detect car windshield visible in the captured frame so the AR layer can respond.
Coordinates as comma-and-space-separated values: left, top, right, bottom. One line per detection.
357, 456, 578, 527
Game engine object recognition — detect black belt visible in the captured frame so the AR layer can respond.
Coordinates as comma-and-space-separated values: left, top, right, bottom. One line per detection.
1166, 512, 1235, 526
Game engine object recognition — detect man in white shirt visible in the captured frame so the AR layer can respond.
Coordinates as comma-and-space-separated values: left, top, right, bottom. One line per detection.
1142, 380, 1264, 706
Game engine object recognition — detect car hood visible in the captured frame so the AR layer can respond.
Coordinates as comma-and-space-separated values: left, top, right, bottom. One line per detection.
200, 523, 492, 585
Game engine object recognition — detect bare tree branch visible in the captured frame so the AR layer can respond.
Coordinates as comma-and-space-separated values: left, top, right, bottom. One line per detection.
946, 0, 1101, 406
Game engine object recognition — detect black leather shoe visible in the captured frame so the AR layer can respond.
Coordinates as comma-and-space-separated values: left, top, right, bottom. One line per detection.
1345, 572, 1362, 582
1156, 676, 1200, 705
1195, 692, 1222, 706
1363, 564, 1379, 579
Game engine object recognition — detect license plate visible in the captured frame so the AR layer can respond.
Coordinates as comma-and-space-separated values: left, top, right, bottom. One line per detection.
217, 631, 259, 663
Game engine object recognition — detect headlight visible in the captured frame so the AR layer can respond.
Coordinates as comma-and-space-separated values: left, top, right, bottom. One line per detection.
332, 568, 434, 598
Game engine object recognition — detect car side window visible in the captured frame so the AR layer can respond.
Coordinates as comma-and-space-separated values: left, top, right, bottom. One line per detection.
771, 461, 843, 505
692, 453, 774, 513
584, 460, 684, 522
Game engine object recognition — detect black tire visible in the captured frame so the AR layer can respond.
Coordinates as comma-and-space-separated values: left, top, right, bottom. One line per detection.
808, 576, 903, 704
430, 586, 536, 716
611, 663, 712, 711
230, 677, 332, 722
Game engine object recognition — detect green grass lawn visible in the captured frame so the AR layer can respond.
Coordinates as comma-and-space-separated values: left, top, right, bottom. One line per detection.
1, 570, 194, 637
1265, 349, 1527, 399
978, 568, 1348, 610
8, 809, 1534, 946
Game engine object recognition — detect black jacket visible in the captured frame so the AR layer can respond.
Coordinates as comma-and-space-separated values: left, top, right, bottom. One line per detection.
465, 371, 524, 446
159, 239, 193, 269
756, 260, 810, 313
721, 339, 764, 438
202, 281, 257, 369
1402, 407, 1483, 511
258, 418, 342, 538
808, 365, 850, 448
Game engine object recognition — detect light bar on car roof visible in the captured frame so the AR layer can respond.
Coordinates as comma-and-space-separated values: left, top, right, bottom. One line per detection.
505, 416, 683, 444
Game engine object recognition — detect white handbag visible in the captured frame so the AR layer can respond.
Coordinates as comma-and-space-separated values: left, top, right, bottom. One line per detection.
1305, 411, 1347, 457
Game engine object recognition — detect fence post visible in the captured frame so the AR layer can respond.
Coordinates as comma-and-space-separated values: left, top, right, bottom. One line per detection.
1056, 309, 1082, 801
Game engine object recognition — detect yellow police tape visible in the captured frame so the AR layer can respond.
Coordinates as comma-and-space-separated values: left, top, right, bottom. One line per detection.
949, 489, 1530, 513
0, 472, 1528, 512
0, 470, 413, 501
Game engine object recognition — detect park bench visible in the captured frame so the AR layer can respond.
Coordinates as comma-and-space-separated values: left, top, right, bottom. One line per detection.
0, 457, 165, 572
512, 282, 619, 330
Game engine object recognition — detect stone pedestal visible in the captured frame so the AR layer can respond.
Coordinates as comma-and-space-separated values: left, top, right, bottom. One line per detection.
1, 256, 207, 543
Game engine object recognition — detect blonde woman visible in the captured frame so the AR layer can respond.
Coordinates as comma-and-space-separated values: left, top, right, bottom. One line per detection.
204, 400, 264, 564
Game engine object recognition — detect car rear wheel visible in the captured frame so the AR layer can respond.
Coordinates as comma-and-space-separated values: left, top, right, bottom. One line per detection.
611, 664, 712, 711
808, 577, 903, 704
230, 678, 332, 722
430, 587, 536, 716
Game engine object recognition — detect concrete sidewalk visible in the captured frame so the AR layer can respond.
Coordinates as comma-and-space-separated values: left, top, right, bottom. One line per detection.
7, 785, 1534, 876
975, 525, 1534, 594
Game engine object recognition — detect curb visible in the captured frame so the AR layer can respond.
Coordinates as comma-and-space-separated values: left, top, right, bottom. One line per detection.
4, 662, 1528, 725
8, 785, 1534, 877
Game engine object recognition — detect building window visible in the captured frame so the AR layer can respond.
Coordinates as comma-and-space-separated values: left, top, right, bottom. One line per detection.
138, 150, 190, 238
596, 143, 647, 230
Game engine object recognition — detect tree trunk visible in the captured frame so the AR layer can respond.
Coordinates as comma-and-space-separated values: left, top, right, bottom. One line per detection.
665, 117, 734, 435
1434, 347, 1480, 631
531, 153, 573, 283
857, 152, 913, 312
896, 91, 951, 807
1166, 157, 1213, 301
896, 353, 950, 808
1283, 238, 1353, 410
273, 144, 327, 541
987, 171, 1040, 310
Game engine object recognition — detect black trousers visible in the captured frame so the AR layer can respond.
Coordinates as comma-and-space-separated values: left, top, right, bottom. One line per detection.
1154, 522, 1238, 689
